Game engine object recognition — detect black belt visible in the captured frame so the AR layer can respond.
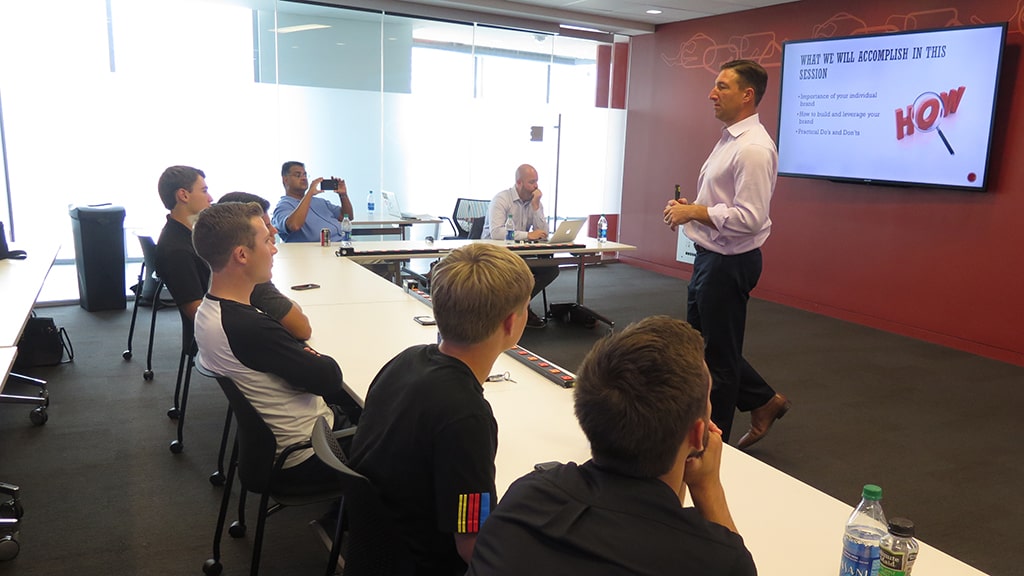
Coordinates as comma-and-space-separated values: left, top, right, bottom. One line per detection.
695, 245, 760, 257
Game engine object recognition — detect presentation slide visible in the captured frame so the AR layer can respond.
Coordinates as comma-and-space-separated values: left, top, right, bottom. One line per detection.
777, 24, 1005, 190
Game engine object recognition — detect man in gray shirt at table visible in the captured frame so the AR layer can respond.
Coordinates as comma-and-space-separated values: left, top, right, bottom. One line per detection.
482, 163, 557, 328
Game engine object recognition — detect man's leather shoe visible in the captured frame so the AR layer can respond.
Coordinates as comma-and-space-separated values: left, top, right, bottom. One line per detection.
526, 308, 547, 328
736, 393, 791, 450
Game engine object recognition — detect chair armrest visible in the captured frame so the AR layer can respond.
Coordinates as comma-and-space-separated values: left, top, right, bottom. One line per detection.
273, 426, 355, 474
439, 216, 458, 237
273, 437, 314, 475
333, 427, 357, 440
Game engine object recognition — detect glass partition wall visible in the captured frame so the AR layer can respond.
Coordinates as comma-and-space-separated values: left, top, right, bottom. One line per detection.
0, 0, 626, 257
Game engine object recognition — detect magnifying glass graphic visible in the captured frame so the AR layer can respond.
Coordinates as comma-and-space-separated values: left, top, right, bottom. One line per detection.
912, 91, 955, 155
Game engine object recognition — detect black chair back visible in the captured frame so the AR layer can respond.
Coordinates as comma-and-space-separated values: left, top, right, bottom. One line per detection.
204, 379, 345, 576
179, 311, 197, 357
443, 198, 489, 240
311, 416, 415, 576
215, 377, 278, 495
467, 215, 485, 240
138, 235, 161, 295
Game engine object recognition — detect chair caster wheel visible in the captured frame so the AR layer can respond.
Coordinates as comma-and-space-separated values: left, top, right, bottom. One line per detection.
202, 558, 222, 575
143, 370, 154, 381
38, 389, 49, 406
29, 407, 47, 426
123, 350, 132, 360
0, 500, 23, 520
228, 521, 246, 538
0, 535, 19, 562
209, 471, 225, 487
167, 407, 180, 420
169, 440, 184, 454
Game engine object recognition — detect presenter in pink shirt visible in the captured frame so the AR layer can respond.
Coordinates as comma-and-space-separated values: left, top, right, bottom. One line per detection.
664, 59, 791, 450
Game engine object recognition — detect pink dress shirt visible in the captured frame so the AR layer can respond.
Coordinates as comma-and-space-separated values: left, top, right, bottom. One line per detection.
684, 113, 777, 255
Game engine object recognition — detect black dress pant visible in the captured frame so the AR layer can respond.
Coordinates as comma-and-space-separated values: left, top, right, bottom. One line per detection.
528, 258, 559, 301
687, 246, 775, 442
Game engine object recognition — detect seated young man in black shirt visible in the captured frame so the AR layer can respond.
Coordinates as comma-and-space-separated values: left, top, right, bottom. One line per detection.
347, 243, 534, 575
155, 165, 213, 323
467, 316, 758, 576
153, 166, 310, 341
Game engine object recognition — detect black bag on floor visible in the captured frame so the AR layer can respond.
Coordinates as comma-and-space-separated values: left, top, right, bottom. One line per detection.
14, 315, 74, 369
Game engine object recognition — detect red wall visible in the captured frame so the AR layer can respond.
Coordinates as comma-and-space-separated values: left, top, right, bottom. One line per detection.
621, 0, 1024, 366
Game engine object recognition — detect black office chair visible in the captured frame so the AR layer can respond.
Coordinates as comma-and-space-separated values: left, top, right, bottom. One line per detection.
122, 235, 172, 381
311, 416, 415, 576
194, 361, 237, 487
440, 198, 489, 240
203, 377, 347, 576
167, 312, 196, 454
403, 197, 488, 291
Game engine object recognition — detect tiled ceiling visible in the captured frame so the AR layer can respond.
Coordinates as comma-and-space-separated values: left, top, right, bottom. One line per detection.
401, 0, 799, 35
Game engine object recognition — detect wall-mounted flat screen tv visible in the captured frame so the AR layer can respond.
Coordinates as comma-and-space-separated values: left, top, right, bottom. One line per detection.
776, 22, 1007, 191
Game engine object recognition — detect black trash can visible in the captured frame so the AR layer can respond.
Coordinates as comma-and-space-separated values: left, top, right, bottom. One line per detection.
69, 205, 126, 311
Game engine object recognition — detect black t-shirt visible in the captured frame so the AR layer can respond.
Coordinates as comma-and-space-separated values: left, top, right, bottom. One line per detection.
154, 216, 290, 321
249, 281, 293, 322
348, 344, 498, 576
467, 460, 757, 576
155, 216, 209, 308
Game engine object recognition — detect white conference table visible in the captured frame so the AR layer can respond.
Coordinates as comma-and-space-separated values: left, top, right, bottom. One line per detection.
335, 237, 632, 261
271, 241, 987, 576
0, 242, 60, 347
342, 237, 635, 315
269, 250, 412, 306
351, 213, 442, 240
0, 347, 17, 395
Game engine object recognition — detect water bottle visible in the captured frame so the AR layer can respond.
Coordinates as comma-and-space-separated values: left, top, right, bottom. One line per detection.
879, 518, 918, 576
597, 214, 608, 243
505, 213, 515, 244
839, 484, 887, 576
340, 214, 352, 247
367, 190, 375, 215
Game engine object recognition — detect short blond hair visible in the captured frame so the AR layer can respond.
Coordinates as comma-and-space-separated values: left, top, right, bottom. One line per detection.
431, 243, 533, 345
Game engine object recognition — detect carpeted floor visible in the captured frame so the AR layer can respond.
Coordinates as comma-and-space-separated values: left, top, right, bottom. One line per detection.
2, 261, 1021, 575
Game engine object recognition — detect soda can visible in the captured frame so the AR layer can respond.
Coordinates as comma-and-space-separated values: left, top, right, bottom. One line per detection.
320, 228, 331, 247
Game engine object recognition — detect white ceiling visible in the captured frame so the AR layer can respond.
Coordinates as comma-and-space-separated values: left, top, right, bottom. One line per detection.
399, 0, 800, 35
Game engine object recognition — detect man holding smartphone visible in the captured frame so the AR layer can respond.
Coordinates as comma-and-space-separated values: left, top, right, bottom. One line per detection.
272, 161, 355, 243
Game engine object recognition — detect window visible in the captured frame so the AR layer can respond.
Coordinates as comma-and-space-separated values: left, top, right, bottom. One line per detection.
0, 0, 624, 262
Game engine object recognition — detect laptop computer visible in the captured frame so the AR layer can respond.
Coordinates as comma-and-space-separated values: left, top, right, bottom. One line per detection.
541, 218, 586, 244
380, 190, 432, 220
